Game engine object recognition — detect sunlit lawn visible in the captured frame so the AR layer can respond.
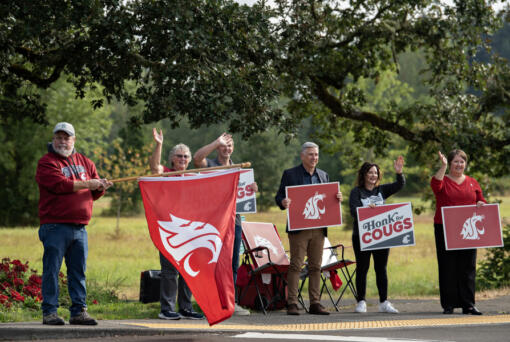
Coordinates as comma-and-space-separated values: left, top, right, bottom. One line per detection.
245, 204, 439, 299
1, 195, 508, 321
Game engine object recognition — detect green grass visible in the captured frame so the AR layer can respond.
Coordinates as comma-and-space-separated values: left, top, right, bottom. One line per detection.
245, 205, 439, 299
1, 196, 509, 321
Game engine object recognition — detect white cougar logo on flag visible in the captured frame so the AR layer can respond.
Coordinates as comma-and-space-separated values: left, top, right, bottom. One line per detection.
254, 235, 278, 256
158, 213, 222, 277
303, 192, 326, 219
460, 213, 485, 240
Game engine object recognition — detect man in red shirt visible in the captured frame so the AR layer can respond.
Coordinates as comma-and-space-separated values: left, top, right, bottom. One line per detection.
36, 122, 112, 325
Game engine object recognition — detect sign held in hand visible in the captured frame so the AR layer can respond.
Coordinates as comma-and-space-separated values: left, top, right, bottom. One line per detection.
285, 182, 342, 231
441, 204, 503, 250
357, 202, 415, 251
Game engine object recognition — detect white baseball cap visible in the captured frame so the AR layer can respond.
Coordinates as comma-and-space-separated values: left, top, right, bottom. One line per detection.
53, 122, 75, 136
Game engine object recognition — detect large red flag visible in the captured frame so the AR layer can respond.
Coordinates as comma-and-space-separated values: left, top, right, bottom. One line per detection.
138, 169, 240, 325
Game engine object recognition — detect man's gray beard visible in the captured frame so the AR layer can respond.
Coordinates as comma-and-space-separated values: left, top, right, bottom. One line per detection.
53, 144, 73, 157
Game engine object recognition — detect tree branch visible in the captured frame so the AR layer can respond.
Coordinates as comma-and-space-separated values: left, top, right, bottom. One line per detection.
14, 46, 43, 62
8, 63, 65, 89
311, 77, 439, 144
328, 4, 394, 49
130, 53, 164, 68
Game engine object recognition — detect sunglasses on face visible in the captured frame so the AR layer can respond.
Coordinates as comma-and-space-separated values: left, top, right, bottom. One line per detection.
174, 154, 190, 159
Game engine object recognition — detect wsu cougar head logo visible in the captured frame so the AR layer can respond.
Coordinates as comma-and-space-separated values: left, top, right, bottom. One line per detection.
253, 235, 278, 256
303, 192, 326, 219
460, 213, 485, 240
157, 213, 222, 277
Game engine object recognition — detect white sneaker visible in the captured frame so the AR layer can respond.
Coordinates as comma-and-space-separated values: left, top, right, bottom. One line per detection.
379, 300, 398, 313
234, 303, 250, 316
355, 300, 367, 313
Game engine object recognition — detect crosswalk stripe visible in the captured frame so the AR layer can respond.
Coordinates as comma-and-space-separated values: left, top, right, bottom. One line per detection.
233, 332, 448, 342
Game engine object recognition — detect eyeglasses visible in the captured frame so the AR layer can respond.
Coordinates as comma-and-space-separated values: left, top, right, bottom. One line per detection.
54, 135, 73, 141
174, 154, 190, 159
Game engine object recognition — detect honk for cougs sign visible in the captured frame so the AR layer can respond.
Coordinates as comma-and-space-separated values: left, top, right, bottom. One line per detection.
357, 202, 415, 251
441, 204, 503, 250
286, 182, 342, 231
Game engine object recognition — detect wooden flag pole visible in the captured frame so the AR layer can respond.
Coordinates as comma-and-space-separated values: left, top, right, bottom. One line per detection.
110, 162, 251, 183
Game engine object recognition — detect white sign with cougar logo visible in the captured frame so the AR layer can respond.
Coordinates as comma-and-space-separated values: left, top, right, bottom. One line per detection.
303, 192, 326, 219
158, 213, 222, 277
460, 213, 485, 240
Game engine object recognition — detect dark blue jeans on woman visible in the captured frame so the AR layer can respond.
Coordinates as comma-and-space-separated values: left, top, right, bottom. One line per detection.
232, 223, 243, 285
159, 252, 192, 313
38, 223, 88, 316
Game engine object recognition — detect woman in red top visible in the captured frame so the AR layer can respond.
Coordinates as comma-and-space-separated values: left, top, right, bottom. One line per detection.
430, 149, 486, 315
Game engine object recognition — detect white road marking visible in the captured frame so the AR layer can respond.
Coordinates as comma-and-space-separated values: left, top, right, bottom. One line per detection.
232, 332, 451, 342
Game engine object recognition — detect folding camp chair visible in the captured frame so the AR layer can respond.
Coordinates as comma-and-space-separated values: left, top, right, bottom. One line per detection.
298, 237, 356, 312
237, 221, 289, 314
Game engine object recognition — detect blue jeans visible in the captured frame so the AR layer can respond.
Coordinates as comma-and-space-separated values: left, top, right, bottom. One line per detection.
232, 223, 242, 285
38, 223, 88, 316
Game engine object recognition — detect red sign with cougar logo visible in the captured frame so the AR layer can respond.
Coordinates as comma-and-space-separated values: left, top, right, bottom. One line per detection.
285, 182, 342, 231
441, 204, 503, 250
139, 169, 240, 325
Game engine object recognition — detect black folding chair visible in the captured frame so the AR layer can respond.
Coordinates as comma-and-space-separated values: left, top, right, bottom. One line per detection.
298, 238, 357, 311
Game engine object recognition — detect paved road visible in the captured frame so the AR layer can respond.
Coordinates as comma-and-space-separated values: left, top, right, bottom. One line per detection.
3, 296, 510, 342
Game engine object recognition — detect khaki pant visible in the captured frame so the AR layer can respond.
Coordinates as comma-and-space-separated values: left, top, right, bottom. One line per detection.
287, 229, 324, 305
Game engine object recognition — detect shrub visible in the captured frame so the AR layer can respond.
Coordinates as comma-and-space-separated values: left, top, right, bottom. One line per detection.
0, 258, 42, 310
0, 258, 120, 314
477, 224, 510, 289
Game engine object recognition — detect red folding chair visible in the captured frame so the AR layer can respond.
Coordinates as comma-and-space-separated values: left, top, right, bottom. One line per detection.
298, 237, 356, 311
237, 222, 289, 314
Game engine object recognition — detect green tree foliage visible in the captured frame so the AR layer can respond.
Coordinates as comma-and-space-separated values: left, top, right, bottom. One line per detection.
477, 20, 510, 63
235, 130, 300, 210
3, 0, 508, 177
2, 2, 510, 220
477, 224, 510, 289
271, 0, 510, 180
93, 140, 152, 236
0, 117, 43, 225
0, 0, 281, 137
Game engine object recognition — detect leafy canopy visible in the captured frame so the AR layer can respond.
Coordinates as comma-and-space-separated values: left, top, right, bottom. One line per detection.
1, 0, 509, 179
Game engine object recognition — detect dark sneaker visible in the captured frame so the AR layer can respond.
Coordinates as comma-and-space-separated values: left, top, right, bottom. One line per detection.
158, 310, 181, 320
43, 312, 65, 325
69, 308, 98, 325
179, 309, 204, 320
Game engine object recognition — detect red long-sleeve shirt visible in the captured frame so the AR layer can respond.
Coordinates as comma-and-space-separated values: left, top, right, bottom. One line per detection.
430, 175, 486, 224
36, 150, 105, 225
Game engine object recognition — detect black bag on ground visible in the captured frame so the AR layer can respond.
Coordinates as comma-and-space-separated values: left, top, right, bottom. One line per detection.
139, 270, 161, 303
